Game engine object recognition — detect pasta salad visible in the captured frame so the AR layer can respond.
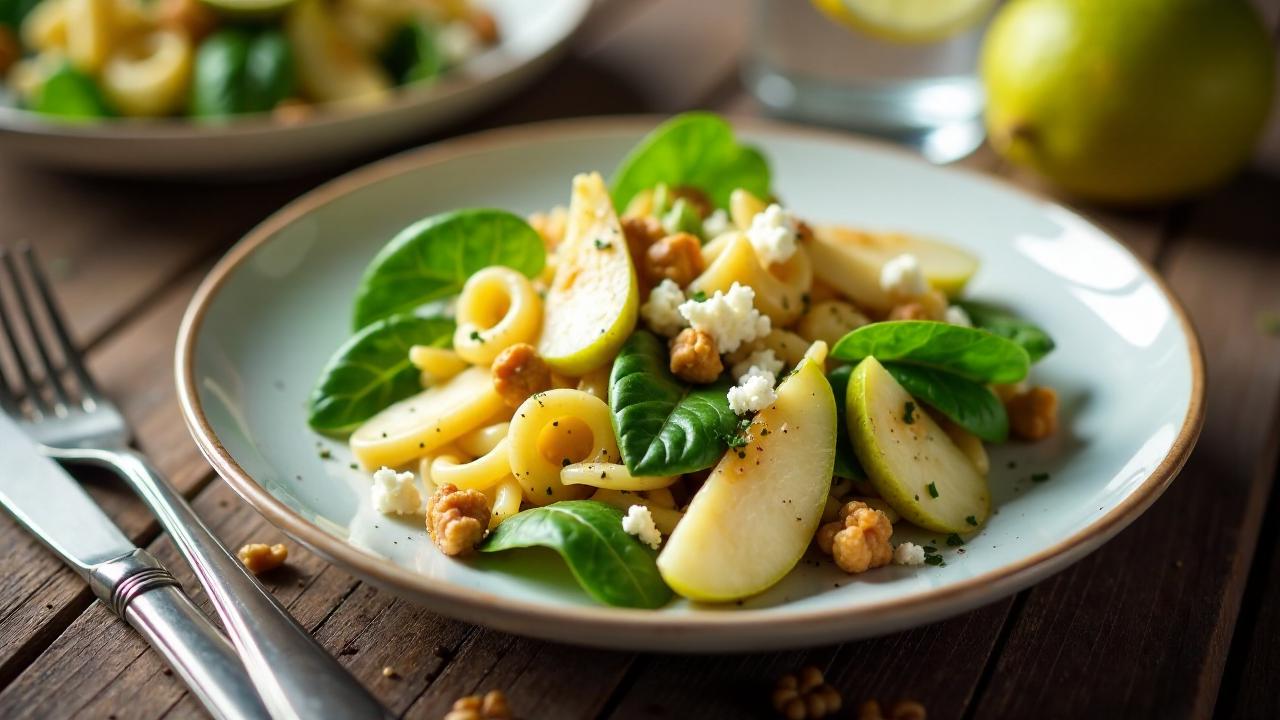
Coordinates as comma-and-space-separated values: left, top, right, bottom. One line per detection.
308, 113, 1059, 608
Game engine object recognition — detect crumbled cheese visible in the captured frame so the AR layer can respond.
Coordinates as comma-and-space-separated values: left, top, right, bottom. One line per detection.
622, 505, 662, 549
731, 348, 784, 383
371, 467, 422, 516
727, 367, 778, 415
893, 542, 926, 566
678, 282, 771, 353
702, 208, 731, 238
944, 305, 972, 327
880, 253, 928, 299
436, 21, 481, 65
640, 278, 688, 337
746, 204, 799, 266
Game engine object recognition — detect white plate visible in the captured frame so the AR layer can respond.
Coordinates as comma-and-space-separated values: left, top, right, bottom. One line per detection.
176, 117, 1204, 652
0, 0, 590, 176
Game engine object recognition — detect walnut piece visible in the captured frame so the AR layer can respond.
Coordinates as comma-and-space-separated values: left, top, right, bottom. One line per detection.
426, 484, 491, 557
466, 8, 500, 45
773, 666, 843, 720
491, 343, 553, 408
645, 232, 706, 288
816, 501, 893, 574
444, 690, 512, 720
1006, 386, 1058, 441
0, 26, 18, 76
670, 185, 713, 219
887, 290, 947, 322
156, 0, 218, 41
669, 328, 724, 384
237, 543, 287, 575
858, 699, 928, 720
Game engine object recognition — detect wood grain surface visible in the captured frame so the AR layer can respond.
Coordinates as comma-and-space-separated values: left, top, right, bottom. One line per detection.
0, 0, 1276, 718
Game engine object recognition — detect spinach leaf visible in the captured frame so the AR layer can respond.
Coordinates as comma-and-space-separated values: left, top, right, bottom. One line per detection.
610, 112, 771, 212
308, 314, 454, 434
479, 500, 672, 609
955, 300, 1056, 363
831, 321, 1030, 384
610, 330, 739, 476
884, 363, 1009, 443
352, 209, 544, 331
826, 365, 866, 480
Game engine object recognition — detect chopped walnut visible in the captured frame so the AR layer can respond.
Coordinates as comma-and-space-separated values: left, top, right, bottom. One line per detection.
645, 232, 706, 287
426, 484, 491, 557
858, 699, 927, 720
887, 290, 947, 321
237, 543, 287, 575
623, 216, 666, 293
444, 690, 512, 720
491, 343, 553, 408
815, 501, 893, 574
1005, 386, 1058, 441
156, 0, 218, 41
669, 328, 724, 384
887, 302, 929, 321
465, 8, 500, 44
773, 666, 842, 720
0, 26, 18, 76
670, 185, 713, 219
272, 98, 312, 126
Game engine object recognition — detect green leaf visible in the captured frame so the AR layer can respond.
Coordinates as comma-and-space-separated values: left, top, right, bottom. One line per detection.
610, 112, 771, 211
479, 501, 672, 609
352, 209, 545, 331
190, 30, 251, 119
884, 363, 1009, 443
955, 300, 1056, 363
830, 321, 1030, 384
31, 61, 112, 119
609, 330, 738, 477
244, 30, 295, 113
826, 365, 866, 480
381, 20, 443, 85
308, 314, 454, 434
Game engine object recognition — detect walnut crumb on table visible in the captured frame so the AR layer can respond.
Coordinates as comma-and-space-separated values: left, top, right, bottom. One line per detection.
236, 543, 287, 575
859, 699, 927, 720
444, 690, 512, 720
772, 666, 842, 719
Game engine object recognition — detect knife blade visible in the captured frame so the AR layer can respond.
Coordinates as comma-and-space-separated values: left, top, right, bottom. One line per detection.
0, 413, 135, 568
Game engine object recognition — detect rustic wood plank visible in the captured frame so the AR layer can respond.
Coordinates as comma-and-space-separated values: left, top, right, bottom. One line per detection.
971, 171, 1280, 719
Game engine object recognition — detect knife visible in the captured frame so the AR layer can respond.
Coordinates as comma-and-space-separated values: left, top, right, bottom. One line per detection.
0, 414, 269, 720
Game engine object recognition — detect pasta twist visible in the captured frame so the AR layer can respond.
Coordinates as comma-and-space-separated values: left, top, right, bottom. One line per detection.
560, 463, 676, 491
797, 300, 869, 348
455, 422, 510, 457
591, 489, 683, 534
691, 234, 812, 327
453, 266, 542, 365
485, 477, 523, 528
508, 389, 620, 505
431, 438, 512, 492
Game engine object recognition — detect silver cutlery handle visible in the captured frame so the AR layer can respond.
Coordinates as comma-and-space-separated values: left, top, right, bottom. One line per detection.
88, 549, 270, 720
69, 448, 393, 720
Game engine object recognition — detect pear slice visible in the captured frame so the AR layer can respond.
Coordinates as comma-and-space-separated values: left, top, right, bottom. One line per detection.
537, 172, 639, 376
285, 0, 391, 107
808, 226, 979, 311
350, 367, 505, 470
658, 357, 836, 602
846, 357, 990, 533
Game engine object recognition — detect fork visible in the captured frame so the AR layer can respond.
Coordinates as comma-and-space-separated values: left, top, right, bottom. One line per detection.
0, 244, 393, 720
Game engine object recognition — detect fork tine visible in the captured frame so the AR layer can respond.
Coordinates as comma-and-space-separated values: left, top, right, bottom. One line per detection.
17, 243, 100, 405
0, 247, 49, 417
1, 248, 70, 415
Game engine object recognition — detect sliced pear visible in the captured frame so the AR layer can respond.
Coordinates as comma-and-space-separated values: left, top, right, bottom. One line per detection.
808, 226, 979, 311
658, 357, 836, 602
350, 367, 505, 470
690, 233, 810, 327
536, 172, 639, 376
846, 357, 990, 533
285, 0, 391, 107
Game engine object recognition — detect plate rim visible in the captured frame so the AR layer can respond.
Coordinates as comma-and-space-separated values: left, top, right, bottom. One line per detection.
174, 115, 1206, 645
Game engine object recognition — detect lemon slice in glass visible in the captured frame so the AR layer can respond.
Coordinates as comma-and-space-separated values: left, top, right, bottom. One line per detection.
811, 0, 996, 43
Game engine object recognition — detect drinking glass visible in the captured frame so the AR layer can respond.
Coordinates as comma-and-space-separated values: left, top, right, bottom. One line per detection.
745, 0, 997, 163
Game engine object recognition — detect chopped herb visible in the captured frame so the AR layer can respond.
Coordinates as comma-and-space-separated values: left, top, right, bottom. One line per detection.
594, 238, 612, 250
924, 555, 945, 566
469, 330, 483, 342
689, 290, 708, 302
903, 401, 916, 424
318, 448, 332, 460
946, 533, 965, 546
923, 546, 937, 553
545, 487, 552, 496
561, 458, 572, 467
801, 292, 811, 312
926, 482, 939, 498
965, 515, 978, 526
1031, 472, 1051, 483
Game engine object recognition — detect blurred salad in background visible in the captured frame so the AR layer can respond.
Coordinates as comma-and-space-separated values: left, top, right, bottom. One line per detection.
0, 0, 498, 122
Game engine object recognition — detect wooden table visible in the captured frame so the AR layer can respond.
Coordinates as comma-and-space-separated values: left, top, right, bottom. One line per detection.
1, 2, 1277, 718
